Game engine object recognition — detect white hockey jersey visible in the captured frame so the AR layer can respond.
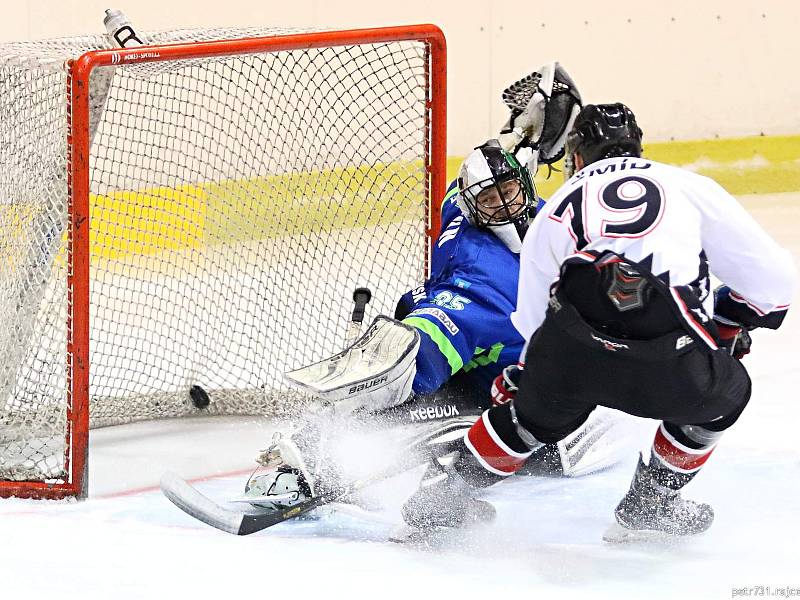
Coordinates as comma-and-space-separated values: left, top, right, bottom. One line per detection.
511, 157, 796, 343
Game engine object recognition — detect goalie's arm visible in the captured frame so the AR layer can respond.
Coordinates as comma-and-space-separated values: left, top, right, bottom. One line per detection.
400, 278, 515, 395
403, 318, 462, 395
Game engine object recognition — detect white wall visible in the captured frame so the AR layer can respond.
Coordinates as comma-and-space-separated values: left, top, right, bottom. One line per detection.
2, 0, 798, 155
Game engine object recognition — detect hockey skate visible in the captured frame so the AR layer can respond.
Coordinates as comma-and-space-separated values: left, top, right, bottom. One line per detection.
603, 455, 714, 543
393, 456, 495, 543
239, 434, 318, 511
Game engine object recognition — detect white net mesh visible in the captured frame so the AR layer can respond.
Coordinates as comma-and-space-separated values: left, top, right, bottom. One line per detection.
0, 27, 432, 484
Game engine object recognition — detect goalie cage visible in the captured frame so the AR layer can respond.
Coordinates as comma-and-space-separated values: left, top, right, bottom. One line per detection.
0, 24, 446, 499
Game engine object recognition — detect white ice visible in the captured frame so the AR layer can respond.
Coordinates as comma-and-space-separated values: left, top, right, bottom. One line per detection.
1, 193, 798, 600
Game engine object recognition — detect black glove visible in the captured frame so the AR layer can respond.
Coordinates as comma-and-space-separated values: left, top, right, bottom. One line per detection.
714, 316, 752, 359
713, 285, 754, 359
490, 364, 523, 406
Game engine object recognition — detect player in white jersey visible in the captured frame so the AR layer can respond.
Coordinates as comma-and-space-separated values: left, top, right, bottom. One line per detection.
401, 103, 796, 540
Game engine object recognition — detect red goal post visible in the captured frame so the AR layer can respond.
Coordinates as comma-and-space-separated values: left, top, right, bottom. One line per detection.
0, 25, 446, 499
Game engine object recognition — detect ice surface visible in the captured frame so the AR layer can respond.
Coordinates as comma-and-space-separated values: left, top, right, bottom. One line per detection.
0, 193, 798, 599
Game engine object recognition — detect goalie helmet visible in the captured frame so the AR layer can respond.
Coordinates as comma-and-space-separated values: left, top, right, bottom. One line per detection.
564, 103, 643, 179
457, 141, 537, 253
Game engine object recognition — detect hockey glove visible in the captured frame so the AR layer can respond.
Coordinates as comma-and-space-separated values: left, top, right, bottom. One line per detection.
714, 317, 752, 360
498, 90, 546, 156
713, 285, 753, 359
490, 364, 523, 406
498, 62, 582, 167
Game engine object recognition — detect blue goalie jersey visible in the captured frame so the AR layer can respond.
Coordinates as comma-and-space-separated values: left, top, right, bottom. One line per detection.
396, 181, 526, 395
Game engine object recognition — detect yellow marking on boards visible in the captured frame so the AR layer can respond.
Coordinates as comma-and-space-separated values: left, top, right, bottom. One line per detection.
446, 135, 800, 199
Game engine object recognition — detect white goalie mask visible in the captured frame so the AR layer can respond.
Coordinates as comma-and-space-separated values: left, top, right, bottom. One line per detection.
456, 141, 537, 253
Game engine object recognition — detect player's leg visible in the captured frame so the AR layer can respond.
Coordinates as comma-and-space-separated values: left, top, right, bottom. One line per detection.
241, 378, 483, 512
558, 258, 756, 538
555, 260, 755, 537
401, 315, 599, 528
610, 423, 722, 538
402, 257, 752, 534
241, 315, 420, 506
610, 355, 751, 539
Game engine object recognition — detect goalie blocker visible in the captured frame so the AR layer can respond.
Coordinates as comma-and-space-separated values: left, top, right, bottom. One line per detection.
285, 316, 420, 415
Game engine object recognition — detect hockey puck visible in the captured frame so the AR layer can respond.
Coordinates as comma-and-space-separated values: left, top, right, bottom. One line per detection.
189, 385, 210, 409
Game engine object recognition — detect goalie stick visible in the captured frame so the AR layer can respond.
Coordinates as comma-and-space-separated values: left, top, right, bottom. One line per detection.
344, 287, 372, 345
161, 471, 359, 535
161, 464, 405, 536
302, 286, 373, 489
160, 419, 471, 535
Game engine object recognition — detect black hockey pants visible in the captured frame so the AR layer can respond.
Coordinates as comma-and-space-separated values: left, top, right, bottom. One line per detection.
514, 263, 752, 444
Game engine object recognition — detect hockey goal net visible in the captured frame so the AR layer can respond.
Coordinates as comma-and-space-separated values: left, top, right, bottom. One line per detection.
0, 25, 446, 498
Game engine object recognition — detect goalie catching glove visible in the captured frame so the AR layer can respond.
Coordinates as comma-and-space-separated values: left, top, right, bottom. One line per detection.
498, 61, 583, 172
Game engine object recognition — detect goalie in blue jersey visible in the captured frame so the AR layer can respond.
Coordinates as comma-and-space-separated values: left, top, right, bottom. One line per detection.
396, 144, 536, 400
241, 63, 622, 511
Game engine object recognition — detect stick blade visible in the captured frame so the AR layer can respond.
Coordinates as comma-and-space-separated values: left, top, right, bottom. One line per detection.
160, 471, 245, 535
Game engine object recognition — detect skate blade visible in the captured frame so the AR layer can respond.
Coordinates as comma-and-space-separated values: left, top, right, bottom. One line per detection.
603, 521, 663, 543
388, 523, 448, 546
389, 506, 495, 547
602, 521, 696, 544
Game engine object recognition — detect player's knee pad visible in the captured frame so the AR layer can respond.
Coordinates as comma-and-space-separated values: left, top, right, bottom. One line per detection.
661, 421, 724, 451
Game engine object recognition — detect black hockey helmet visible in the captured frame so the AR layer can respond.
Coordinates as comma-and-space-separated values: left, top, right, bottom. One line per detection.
564, 103, 643, 177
